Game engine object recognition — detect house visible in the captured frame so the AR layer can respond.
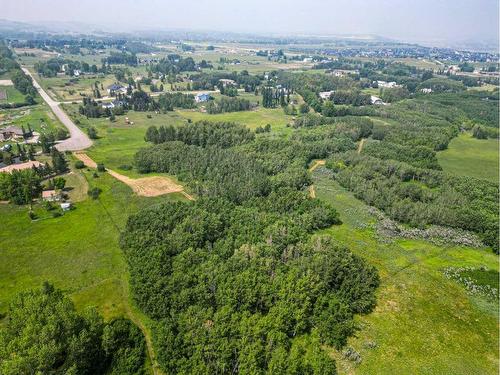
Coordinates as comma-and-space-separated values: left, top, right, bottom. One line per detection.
61, 202, 72, 211
195, 93, 211, 103
370, 95, 385, 105
107, 83, 127, 95
101, 101, 115, 109
421, 88, 433, 94
73, 69, 81, 77
219, 79, 236, 87
319, 91, 334, 100
0, 125, 24, 140
377, 81, 401, 89
42, 190, 60, 202
0, 160, 44, 174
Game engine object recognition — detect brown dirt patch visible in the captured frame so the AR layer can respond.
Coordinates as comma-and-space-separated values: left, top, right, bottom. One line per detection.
74, 152, 194, 199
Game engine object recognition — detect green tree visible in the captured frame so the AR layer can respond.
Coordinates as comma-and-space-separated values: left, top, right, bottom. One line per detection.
51, 148, 69, 174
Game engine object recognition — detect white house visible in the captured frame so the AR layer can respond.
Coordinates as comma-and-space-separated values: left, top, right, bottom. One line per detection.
421, 88, 433, 94
370, 95, 385, 105
195, 93, 211, 103
319, 91, 334, 100
377, 81, 401, 89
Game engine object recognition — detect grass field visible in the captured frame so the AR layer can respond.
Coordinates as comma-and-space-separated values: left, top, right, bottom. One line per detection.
438, 133, 499, 182
0, 85, 26, 103
0, 167, 186, 317
63, 104, 188, 175
313, 170, 498, 375
176, 106, 294, 131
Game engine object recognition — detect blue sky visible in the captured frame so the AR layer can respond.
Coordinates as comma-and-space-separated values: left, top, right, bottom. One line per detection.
1, 0, 498, 46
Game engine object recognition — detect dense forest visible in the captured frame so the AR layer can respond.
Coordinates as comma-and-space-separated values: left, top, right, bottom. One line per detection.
123, 119, 379, 373
0, 283, 146, 374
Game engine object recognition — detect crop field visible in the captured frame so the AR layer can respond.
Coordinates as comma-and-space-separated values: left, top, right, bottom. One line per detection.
313, 170, 499, 375
438, 133, 499, 183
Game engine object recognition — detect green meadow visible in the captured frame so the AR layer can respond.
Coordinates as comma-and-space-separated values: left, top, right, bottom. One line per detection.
0, 167, 186, 318
438, 133, 499, 183
313, 170, 498, 375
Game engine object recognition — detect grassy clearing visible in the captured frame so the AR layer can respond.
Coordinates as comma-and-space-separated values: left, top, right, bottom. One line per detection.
313, 170, 498, 375
177, 106, 294, 132
438, 133, 499, 182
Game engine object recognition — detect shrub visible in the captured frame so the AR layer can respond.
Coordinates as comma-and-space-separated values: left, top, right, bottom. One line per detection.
97, 163, 106, 172
88, 187, 102, 199
74, 160, 85, 169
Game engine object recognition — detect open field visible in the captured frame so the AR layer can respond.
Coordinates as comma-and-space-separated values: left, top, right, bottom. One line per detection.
176, 106, 294, 131
63, 104, 187, 175
313, 170, 498, 375
438, 133, 499, 183
0, 85, 26, 103
0, 168, 186, 316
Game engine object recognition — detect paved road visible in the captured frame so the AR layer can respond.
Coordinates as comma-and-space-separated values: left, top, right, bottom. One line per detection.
22, 67, 92, 152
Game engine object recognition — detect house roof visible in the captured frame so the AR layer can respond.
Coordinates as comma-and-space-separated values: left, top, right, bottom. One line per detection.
1, 125, 23, 136
107, 83, 124, 90
0, 160, 44, 173
42, 190, 57, 198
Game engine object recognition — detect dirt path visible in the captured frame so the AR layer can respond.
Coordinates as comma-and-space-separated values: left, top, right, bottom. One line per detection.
309, 159, 326, 172
308, 160, 326, 198
21, 67, 93, 152
357, 138, 366, 154
74, 152, 194, 199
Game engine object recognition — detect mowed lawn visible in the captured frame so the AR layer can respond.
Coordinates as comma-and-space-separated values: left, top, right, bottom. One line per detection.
438, 133, 499, 183
0, 168, 186, 318
313, 171, 498, 375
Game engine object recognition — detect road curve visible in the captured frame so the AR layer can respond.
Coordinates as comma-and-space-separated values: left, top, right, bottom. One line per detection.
21, 67, 92, 152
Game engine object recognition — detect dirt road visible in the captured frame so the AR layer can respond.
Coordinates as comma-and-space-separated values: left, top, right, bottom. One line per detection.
22, 67, 93, 152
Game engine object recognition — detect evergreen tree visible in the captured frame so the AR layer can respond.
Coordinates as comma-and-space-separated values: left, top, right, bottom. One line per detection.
51, 148, 68, 174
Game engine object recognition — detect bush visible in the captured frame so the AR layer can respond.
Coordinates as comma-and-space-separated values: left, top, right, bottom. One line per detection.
52, 211, 62, 218
28, 210, 37, 220
97, 163, 106, 172
119, 164, 132, 170
75, 160, 85, 169
88, 187, 102, 199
